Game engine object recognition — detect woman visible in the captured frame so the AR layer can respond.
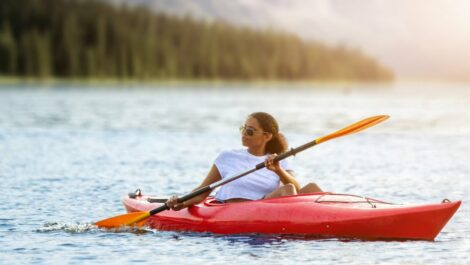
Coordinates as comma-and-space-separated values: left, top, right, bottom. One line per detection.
166, 112, 322, 211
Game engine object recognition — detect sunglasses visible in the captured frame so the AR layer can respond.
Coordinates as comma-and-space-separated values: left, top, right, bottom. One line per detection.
239, 125, 266, 136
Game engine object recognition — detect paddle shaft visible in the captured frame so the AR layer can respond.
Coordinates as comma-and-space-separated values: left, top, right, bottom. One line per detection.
94, 115, 389, 228
149, 139, 318, 216
150, 115, 390, 216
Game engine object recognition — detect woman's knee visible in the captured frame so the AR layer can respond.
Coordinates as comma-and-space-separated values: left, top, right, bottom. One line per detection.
282, 183, 297, 196
299, 182, 322, 193
264, 183, 298, 199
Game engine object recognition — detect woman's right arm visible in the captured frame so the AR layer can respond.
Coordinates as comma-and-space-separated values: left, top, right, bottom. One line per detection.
166, 164, 222, 211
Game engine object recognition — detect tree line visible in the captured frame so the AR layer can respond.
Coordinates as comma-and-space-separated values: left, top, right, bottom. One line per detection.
0, 0, 394, 81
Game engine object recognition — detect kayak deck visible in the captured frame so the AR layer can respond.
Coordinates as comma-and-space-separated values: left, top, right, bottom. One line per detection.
123, 192, 461, 240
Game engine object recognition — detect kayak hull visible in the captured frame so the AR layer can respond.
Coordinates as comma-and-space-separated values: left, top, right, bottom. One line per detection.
123, 192, 460, 240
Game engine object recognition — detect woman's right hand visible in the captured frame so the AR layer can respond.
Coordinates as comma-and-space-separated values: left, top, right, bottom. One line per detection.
265, 154, 282, 172
166, 195, 186, 211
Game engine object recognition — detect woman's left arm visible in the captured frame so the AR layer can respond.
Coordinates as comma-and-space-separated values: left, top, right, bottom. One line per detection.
265, 155, 301, 190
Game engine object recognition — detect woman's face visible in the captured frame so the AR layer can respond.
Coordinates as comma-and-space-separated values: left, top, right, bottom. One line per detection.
241, 116, 272, 149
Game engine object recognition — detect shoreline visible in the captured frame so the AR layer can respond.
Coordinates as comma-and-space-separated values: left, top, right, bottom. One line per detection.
0, 76, 396, 88
2, 76, 469, 88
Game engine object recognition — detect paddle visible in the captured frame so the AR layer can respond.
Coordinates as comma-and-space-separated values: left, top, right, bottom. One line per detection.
95, 115, 389, 229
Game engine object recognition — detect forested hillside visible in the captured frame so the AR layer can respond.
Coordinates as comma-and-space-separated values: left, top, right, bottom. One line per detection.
0, 0, 393, 81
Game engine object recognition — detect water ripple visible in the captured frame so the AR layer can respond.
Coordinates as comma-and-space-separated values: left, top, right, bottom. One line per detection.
1, 85, 469, 265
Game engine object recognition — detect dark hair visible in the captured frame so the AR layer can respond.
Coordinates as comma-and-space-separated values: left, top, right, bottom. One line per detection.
249, 112, 288, 154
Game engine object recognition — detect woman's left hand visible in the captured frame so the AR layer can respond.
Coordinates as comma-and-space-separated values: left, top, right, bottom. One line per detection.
265, 154, 282, 172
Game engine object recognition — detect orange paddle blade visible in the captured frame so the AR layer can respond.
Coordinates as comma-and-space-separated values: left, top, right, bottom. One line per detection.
95, 211, 150, 229
316, 115, 389, 144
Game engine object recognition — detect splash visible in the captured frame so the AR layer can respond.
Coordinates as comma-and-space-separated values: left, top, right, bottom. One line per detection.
36, 222, 153, 234
36, 222, 98, 233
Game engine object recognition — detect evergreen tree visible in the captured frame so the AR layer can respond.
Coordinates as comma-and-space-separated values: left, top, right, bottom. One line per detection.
0, 0, 394, 81
0, 22, 17, 74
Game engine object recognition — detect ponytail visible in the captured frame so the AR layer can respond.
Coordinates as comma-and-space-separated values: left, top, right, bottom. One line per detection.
266, 132, 288, 154
249, 112, 288, 154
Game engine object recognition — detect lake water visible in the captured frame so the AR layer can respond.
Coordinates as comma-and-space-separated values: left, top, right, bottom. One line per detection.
0, 82, 469, 264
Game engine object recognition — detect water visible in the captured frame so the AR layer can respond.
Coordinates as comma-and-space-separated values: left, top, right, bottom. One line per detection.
0, 83, 469, 264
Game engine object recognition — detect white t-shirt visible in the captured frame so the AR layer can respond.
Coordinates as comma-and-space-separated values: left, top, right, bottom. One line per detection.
214, 149, 293, 201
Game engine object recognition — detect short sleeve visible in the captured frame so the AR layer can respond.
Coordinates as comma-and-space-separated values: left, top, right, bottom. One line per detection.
213, 151, 230, 178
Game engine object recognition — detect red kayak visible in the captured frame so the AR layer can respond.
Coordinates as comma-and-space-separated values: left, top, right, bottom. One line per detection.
123, 192, 460, 240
